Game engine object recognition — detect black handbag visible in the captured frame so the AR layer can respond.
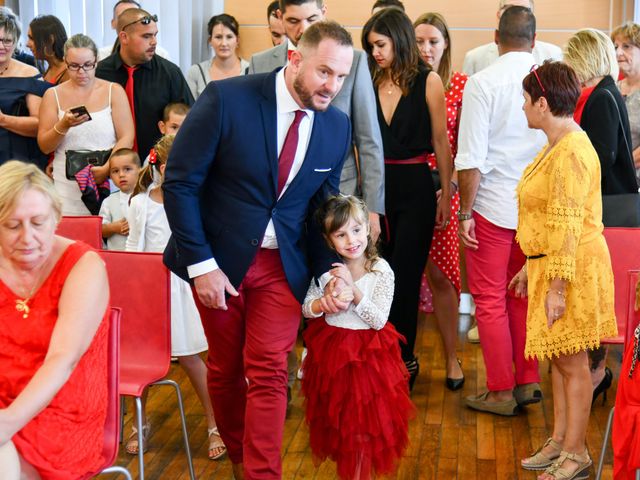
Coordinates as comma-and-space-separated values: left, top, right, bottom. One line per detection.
601, 89, 640, 227
65, 149, 112, 180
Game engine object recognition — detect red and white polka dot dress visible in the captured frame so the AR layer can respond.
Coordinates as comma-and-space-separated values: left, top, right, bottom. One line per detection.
420, 72, 467, 313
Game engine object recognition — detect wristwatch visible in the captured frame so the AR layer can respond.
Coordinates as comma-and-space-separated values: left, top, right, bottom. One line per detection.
457, 212, 473, 221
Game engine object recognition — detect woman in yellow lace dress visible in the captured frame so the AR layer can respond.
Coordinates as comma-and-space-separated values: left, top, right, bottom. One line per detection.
509, 61, 617, 480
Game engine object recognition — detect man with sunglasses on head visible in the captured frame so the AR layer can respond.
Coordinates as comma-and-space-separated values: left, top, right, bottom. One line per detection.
97, 0, 171, 61
96, 8, 193, 156
456, 6, 545, 416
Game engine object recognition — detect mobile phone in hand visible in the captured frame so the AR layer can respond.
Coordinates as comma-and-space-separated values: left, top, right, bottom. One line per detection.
69, 105, 92, 121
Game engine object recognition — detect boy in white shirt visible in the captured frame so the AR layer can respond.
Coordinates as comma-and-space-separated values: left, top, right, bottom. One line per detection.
100, 148, 141, 250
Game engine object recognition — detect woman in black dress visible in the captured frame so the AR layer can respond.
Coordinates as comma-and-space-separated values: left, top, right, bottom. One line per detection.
362, 8, 452, 389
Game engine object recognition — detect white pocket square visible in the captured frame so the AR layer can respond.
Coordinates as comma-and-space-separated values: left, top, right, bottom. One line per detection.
314, 168, 332, 172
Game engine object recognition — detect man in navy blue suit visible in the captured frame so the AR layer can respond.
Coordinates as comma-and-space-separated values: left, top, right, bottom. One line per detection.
163, 21, 354, 480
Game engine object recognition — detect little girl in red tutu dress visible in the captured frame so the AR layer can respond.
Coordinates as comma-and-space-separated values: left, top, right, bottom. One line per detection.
301, 194, 415, 479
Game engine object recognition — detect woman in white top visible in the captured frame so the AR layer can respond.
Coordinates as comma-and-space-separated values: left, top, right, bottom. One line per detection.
38, 34, 134, 216
186, 14, 249, 99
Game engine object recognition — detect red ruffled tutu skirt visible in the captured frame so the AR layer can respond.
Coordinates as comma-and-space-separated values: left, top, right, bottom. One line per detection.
301, 318, 416, 479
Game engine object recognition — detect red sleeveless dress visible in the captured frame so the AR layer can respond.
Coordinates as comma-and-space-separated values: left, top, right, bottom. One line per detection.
0, 242, 109, 479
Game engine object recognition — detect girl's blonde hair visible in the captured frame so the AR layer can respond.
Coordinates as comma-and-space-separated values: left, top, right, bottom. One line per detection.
0, 160, 61, 224
131, 134, 175, 198
564, 28, 619, 84
317, 195, 380, 271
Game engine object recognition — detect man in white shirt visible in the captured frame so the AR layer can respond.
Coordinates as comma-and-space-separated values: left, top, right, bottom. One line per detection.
98, 0, 170, 61
457, 6, 546, 416
462, 0, 562, 76
163, 21, 353, 480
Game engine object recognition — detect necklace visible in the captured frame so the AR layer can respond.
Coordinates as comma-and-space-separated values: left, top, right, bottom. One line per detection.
384, 82, 397, 95
0, 62, 9, 76
14, 263, 48, 319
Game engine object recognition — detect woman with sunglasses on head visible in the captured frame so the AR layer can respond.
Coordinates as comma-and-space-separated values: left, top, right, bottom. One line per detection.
38, 34, 134, 216
26, 15, 69, 85
187, 14, 249, 99
512, 61, 616, 480
0, 12, 50, 169
414, 11, 466, 390
362, 8, 452, 390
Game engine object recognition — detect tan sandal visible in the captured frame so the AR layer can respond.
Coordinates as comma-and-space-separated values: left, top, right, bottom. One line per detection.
125, 423, 150, 455
208, 427, 227, 460
541, 450, 592, 480
521, 437, 562, 470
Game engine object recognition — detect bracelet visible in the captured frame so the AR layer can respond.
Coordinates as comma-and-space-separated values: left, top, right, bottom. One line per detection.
53, 124, 67, 136
547, 289, 565, 297
450, 181, 459, 194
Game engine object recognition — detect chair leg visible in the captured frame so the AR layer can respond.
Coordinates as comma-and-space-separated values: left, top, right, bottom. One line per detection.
135, 396, 145, 480
119, 396, 125, 444
596, 406, 615, 480
154, 379, 196, 480
99, 465, 133, 480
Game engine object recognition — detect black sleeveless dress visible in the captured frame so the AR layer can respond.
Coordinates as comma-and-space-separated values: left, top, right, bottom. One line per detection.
376, 67, 437, 364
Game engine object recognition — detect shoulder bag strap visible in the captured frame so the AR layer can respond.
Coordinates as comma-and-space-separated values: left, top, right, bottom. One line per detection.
197, 63, 207, 85
603, 88, 634, 168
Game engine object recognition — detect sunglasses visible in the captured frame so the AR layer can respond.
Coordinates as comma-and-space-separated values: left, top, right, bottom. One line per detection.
529, 64, 546, 94
122, 14, 158, 31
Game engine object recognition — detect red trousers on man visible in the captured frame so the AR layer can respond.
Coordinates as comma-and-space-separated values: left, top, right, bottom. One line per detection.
465, 213, 540, 390
193, 249, 301, 479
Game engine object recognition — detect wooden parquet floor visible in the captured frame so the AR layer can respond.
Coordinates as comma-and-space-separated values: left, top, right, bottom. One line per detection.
108, 313, 621, 479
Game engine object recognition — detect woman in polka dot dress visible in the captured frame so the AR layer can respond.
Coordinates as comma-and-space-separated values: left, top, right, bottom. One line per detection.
414, 12, 467, 390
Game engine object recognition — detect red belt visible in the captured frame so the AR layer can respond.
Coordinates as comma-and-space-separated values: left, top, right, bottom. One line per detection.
384, 154, 429, 165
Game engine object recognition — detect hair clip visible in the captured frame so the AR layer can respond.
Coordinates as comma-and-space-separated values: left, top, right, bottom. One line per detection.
148, 148, 157, 165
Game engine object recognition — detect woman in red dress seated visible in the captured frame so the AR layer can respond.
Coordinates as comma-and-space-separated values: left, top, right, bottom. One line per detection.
0, 160, 110, 479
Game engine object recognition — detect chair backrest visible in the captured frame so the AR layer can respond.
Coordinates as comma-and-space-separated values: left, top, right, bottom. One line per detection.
99, 251, 171, 397
56, 216, 103, 249
603, 228, 640, 343
80, 307, 121, 480
626, 270, 640, 348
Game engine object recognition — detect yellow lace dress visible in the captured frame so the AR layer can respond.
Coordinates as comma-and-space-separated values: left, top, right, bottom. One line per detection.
516, 131, 617, 360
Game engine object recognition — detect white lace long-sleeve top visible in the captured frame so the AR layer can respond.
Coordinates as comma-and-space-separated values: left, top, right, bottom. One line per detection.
301, 258, 395, 331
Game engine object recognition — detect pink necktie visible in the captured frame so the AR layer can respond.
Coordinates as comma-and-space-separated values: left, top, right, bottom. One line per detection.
278, 110, 306, 195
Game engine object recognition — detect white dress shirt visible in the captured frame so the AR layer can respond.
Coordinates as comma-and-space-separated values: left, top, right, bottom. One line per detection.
462, 40, 562, 76
456, 51, 546, 230
187, 67, 314, 278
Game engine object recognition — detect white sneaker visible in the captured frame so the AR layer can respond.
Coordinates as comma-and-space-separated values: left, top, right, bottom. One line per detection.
467, 325, 480, 343
297, 348, 307, 380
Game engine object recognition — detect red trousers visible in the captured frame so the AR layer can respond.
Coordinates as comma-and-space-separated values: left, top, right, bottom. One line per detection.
193, 249, 301, 479
465, 213, 540, 390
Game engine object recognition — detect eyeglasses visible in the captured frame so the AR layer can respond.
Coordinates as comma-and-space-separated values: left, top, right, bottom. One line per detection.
66, 61, 97, 72
530, 64, 546, 94
0, 37, 15, 48
122, 14, 158, 31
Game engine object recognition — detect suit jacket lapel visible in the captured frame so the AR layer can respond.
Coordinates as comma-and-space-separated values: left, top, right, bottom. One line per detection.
260, 73, 279, 195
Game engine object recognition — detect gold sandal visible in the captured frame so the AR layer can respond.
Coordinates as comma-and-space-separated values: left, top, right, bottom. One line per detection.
521, 437, 562, 470
208, 427, 227, 461
125, 423, 150, 455
541, 450, 592, 480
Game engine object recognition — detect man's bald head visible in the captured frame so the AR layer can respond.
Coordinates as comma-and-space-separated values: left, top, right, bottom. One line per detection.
117, 7, 152, 32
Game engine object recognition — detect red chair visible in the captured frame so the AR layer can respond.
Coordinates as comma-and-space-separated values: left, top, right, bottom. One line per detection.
56, 216, 103, 249
99, 251, 195, 480
82, 308, 131, 479
602, 228, 640, 345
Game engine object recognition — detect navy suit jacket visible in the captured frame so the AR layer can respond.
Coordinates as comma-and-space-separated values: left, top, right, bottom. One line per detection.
162, 70, 352, 302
